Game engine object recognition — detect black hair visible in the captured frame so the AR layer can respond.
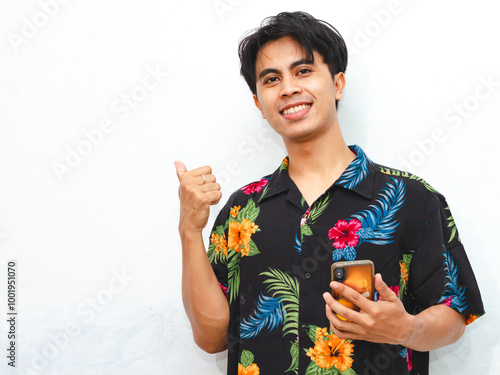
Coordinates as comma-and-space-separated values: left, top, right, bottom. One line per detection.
238, 11, 348, 108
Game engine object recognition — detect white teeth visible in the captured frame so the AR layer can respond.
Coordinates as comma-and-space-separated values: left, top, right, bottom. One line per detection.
283, 104, 311, 115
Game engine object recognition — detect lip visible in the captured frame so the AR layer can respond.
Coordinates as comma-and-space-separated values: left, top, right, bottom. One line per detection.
280, 101, 312, 121
279, 101, 312, 113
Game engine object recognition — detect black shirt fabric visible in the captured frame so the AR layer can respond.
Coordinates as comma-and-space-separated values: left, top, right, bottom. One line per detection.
208, 145, 484, 375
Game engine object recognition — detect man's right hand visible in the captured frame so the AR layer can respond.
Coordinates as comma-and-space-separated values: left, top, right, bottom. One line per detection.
174, 161, 229, 353
174, 161, 223, 233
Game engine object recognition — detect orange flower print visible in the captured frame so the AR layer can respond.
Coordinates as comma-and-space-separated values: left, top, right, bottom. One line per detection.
315, 327, 328, 339
238, 363, 260, 375
220, 234, 228, 256
230, 205, 241, 218
279, 157, 289, 172
228, 219, 258, 256
465, 314, 479, 325
306, 333, 354, 372
210, 233, 219, 246
211, 233, 228, 256
400, 262, 409, 283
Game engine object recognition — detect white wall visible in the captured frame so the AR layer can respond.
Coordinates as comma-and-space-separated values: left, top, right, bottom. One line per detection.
0, 0, 498, 374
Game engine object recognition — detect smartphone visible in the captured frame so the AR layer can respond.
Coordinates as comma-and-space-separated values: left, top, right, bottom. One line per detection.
331, 260, 374, 319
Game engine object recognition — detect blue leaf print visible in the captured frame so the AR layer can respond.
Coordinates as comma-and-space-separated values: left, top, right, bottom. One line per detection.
336, 145, 373, 189
352, 178, 406, 245
438, 247, 468, 313
332, 246, 357, 261
400, 348, 407, 358
293, 234, 302, 255
240, 292, 284, 339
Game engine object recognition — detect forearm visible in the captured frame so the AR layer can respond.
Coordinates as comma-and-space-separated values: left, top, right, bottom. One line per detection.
180, 227, 230, 353
403, 304, 465, 352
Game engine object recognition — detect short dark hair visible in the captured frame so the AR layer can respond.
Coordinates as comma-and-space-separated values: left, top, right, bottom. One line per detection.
238, 11, 348, 108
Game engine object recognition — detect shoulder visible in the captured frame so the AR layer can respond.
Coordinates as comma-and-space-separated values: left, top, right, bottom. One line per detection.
224, 174, 273, 206
373, 163, 445, 212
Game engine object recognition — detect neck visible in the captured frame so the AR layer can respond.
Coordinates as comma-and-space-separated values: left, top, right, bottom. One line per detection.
285, 123, 354, 181
282, 120, 355, 206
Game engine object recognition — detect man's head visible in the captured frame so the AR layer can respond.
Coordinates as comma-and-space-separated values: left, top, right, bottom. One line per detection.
238, 11, 348, 109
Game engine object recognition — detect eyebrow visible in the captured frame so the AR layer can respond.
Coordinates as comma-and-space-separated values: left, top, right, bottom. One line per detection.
257, 58, 315, 81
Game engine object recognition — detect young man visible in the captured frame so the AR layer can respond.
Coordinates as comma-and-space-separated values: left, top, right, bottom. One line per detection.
175, 11, 484, 375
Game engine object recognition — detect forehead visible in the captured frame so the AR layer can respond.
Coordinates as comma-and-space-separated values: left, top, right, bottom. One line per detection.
255, 36, 311, 74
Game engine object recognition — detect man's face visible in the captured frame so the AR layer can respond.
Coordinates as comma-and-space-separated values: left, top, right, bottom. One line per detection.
253, 36, 345, 144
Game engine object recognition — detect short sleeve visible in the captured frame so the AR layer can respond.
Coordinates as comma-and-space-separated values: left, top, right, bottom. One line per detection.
207, 200, 233, 300
408, 196, 484, 324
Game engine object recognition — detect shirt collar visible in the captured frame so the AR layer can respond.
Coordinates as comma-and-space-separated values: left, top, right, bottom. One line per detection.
258, 145, 375, 203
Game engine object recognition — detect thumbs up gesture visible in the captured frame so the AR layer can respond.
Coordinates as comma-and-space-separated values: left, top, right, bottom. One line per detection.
174, 161, 223, 233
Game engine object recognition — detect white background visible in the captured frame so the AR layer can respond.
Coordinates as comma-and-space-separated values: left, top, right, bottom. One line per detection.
0, 0, 499, 374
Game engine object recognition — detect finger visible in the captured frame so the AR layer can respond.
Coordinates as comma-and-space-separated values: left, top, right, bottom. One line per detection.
203, 182, 221, 192
188, 165, 212, 178
206, 190, 223, 205
330, 281, 371, 312
174, 160, 187, 181
323, 292, 358, 323
182, 166, 214, 186
200, 173, 217, 185
374, 273, 396, 301
324, 299, 357, 339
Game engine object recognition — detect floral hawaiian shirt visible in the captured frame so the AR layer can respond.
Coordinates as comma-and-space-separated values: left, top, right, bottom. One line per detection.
208, 145, 484, 375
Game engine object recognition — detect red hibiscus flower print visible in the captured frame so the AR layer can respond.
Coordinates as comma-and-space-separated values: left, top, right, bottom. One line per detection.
241, 178, 268, 195
406, 348, 413, 371
441, 296, 453, 308
389, 285, 400, 297
328, 219, 362, 249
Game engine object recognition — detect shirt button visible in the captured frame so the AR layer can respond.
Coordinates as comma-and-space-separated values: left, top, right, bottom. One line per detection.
304, 272, 312, 279
306, 219, 312, 226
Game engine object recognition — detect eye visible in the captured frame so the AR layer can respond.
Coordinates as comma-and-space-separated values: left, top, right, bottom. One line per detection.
264, 76, 279, 84
298, 68, 312, 75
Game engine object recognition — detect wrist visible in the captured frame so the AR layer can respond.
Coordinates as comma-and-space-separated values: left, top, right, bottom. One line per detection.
178, 216, 205, 235
399, 312, 419, 348
179, 222, 204, 238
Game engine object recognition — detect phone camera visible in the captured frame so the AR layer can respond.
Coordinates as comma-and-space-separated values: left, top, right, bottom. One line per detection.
333, 267, 346, 282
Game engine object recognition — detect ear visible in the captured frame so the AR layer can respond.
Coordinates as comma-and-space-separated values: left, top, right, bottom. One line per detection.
253, 94, 266, 119
333, 72, 346, 101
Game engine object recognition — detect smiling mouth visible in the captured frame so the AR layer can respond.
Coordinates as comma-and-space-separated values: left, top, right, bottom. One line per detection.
281, 104, 311, 115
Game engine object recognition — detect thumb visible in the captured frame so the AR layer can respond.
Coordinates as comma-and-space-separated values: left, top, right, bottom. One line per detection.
174, 160, 187, 180
374, 273, 395, 300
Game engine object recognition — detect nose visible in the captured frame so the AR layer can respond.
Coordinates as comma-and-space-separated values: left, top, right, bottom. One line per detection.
279, 75, 301, 97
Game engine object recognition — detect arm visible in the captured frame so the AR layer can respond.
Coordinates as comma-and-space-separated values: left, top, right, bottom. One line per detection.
175, 161, 230, 353
323, 273, 465, 352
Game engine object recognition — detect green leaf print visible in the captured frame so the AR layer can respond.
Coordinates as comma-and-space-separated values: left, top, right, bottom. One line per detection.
306, 325, 320, 343
248, 240, 260, 256
445, 206, 460, 243
305, 361, 320, 375
285, 341, 299, 374
260, 268, 300, 337
301, 193, 331, 242
280, 157, 289, 172
238, 198, 260, 223
240, 349, 254, 368
398, 251, 413, 299
379, 167, 440, 194
308, 193, 331, 223
227, 250, 240, 304
301, 223, 313, 239
341, 368, 357, 375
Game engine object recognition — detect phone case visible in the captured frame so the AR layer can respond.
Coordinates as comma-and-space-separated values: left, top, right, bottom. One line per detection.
331, 260, 375, 312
